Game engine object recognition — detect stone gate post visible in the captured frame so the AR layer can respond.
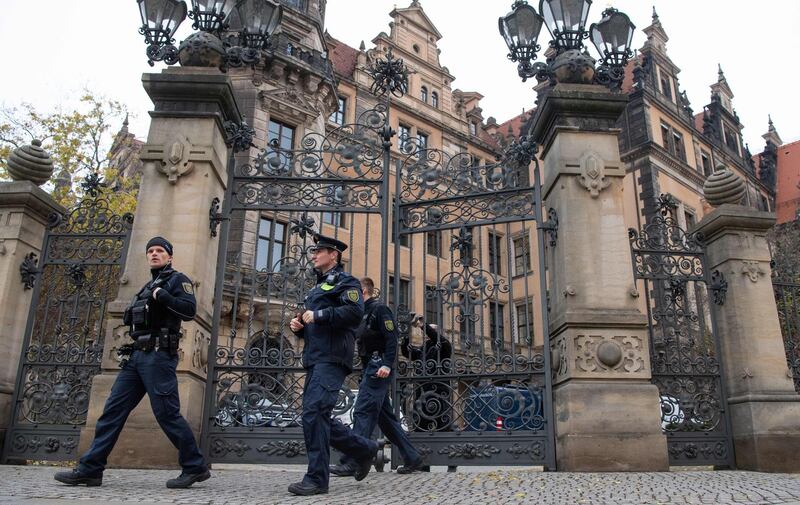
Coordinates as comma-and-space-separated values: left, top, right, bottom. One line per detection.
78, 68, 240, 468
0, 181, 63, 455
695, 198, 800, 472
530, 83, 668, 471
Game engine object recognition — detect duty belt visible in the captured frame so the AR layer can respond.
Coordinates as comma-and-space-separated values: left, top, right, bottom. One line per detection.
132, 329, 180, 353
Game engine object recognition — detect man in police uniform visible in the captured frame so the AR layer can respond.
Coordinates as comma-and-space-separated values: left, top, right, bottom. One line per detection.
288, 234, 378, 496
331, 277, 423, 476
54, 237, 210, 489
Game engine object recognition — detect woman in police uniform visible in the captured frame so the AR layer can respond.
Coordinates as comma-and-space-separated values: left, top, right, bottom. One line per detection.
287, 233, 378, 496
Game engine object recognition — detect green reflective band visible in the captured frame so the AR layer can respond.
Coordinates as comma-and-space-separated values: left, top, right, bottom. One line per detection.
320, 283, 334, 291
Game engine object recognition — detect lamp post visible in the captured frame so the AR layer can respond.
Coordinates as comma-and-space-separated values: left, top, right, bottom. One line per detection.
136, 0, 282, 71
499, 0, 635, 90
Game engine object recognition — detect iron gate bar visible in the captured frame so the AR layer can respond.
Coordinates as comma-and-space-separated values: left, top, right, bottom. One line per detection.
2, 181, 133, 463
628, 194, 735, 468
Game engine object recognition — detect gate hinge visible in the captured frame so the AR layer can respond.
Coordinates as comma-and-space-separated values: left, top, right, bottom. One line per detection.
538, 208, 559, 247
20, 252, 40, 290
710, 269, 728, 305
209, 197, 229, 238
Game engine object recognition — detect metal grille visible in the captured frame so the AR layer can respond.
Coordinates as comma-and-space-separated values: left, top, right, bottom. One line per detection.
201, 105, 392, 463
774, 281, 800, 392
392, 140, 556, 469
2, 180, 133, 462
628, 194, 734, 467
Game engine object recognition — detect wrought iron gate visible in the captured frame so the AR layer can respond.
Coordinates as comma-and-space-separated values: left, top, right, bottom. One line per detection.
392, 137, 556, 469
2, 176, 133, 462
774, 278, 800, 393
628, 194, 734, 467
201, 104, 392, 463
201, 50, 554, 469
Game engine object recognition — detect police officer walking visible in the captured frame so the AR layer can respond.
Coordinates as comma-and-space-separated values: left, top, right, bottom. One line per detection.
331, 277, 424, 476
288, 234, 378, 496
54, 237, 210, 489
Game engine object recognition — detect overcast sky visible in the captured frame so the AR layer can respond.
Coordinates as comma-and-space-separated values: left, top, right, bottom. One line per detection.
1, 0, 797, 152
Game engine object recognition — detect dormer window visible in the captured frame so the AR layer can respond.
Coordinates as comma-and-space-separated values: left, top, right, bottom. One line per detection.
420, 86, 428, 103
431, 91, 439, 109
469, 122, 477, 135
659, 69, 673, 101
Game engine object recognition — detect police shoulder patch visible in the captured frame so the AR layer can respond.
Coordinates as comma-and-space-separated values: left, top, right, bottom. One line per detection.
182, 282, 194, 294
347, 289, 360, 302
384, 319, 395, 332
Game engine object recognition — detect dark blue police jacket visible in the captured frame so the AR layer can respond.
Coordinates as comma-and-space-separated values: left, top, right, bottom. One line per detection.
293, 264, 364, 372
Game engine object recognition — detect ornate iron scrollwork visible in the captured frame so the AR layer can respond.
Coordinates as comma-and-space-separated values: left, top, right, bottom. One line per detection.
629, 192, 734, 467
365, 47, 409, 98
19, 252, 39, 290
223, 120, 256, 153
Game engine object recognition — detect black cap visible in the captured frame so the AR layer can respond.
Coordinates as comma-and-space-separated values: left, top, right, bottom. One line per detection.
146, 236, 173, 256
311, 233, 348, 253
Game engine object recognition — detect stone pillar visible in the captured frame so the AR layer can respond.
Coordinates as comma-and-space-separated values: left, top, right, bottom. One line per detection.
79, 68, 240, 468
695, 204, 800, 472
0, 181, 64, 454
530, 83, 668, 471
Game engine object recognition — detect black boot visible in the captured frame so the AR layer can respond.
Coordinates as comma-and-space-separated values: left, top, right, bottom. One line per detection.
330, 463, 355, 477
54, 468, 102, 487
166, 469, 211, 489
288, 481, 328, 495
353, 442, 379, 482
396, 458, 425, 474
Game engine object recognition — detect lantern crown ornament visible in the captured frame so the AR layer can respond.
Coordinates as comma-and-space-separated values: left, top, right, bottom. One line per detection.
498, 0, 635, 89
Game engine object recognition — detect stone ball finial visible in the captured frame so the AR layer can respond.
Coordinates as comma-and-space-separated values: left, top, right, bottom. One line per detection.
703, 163, 746, 207
178, 31, 226, 69
7, 139, 55, 186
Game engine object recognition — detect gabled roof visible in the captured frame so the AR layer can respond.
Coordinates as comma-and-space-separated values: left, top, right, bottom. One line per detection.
390, 1, 443, 40
327, 35, 359, 80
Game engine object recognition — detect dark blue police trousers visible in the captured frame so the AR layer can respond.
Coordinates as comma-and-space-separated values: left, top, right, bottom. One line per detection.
340, 370, 421, 469
301, 362, 376, 489
78, 350, 207, 476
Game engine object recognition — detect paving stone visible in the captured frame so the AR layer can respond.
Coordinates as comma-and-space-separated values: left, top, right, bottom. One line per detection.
0, 465, 799, 504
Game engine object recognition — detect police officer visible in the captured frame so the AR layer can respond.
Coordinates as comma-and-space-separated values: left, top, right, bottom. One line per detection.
401, 321, 453, 432
287, 234, 378, 496
331, 277, 424, 476
54, 237, 210, 489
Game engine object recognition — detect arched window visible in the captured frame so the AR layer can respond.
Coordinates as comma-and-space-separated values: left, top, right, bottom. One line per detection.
420, 86, 428, 103
431, 91, 439, 108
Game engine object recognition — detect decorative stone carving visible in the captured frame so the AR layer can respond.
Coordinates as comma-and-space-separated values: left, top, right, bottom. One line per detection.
703, 164, 746, 206
192, 329, 211, 371
259, 86, 321, 123
562, 285, 577, 297
553, 335, 568, 378
575, 335, 645, 374
596, 341, 623, 368
139, 137, 217, 184
7, 139, 54, 186
740, 260, 766, 283
178, 31, 226, 69
577, 152, 612, 198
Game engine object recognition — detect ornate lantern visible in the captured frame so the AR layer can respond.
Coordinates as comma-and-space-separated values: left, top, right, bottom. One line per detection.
188, 0, 236, 33
589, 7, 635, 67
499, 1, 546, 81
539, 0, 592, 51
137, 0, 188, 65
234, 0, 283, 49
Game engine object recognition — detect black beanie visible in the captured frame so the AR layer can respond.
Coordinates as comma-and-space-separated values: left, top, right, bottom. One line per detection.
146, 236, 173, 256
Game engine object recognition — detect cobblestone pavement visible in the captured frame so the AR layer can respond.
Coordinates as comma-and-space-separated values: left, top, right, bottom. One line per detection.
1, 465, 799, 505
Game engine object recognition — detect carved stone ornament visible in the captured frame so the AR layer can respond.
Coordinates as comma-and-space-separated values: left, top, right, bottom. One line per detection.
259, 86, 321, 125
577, 152, 612, 198
575, 335, 646, 374
139, 137, 203, 184
740, 260, 766, 283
